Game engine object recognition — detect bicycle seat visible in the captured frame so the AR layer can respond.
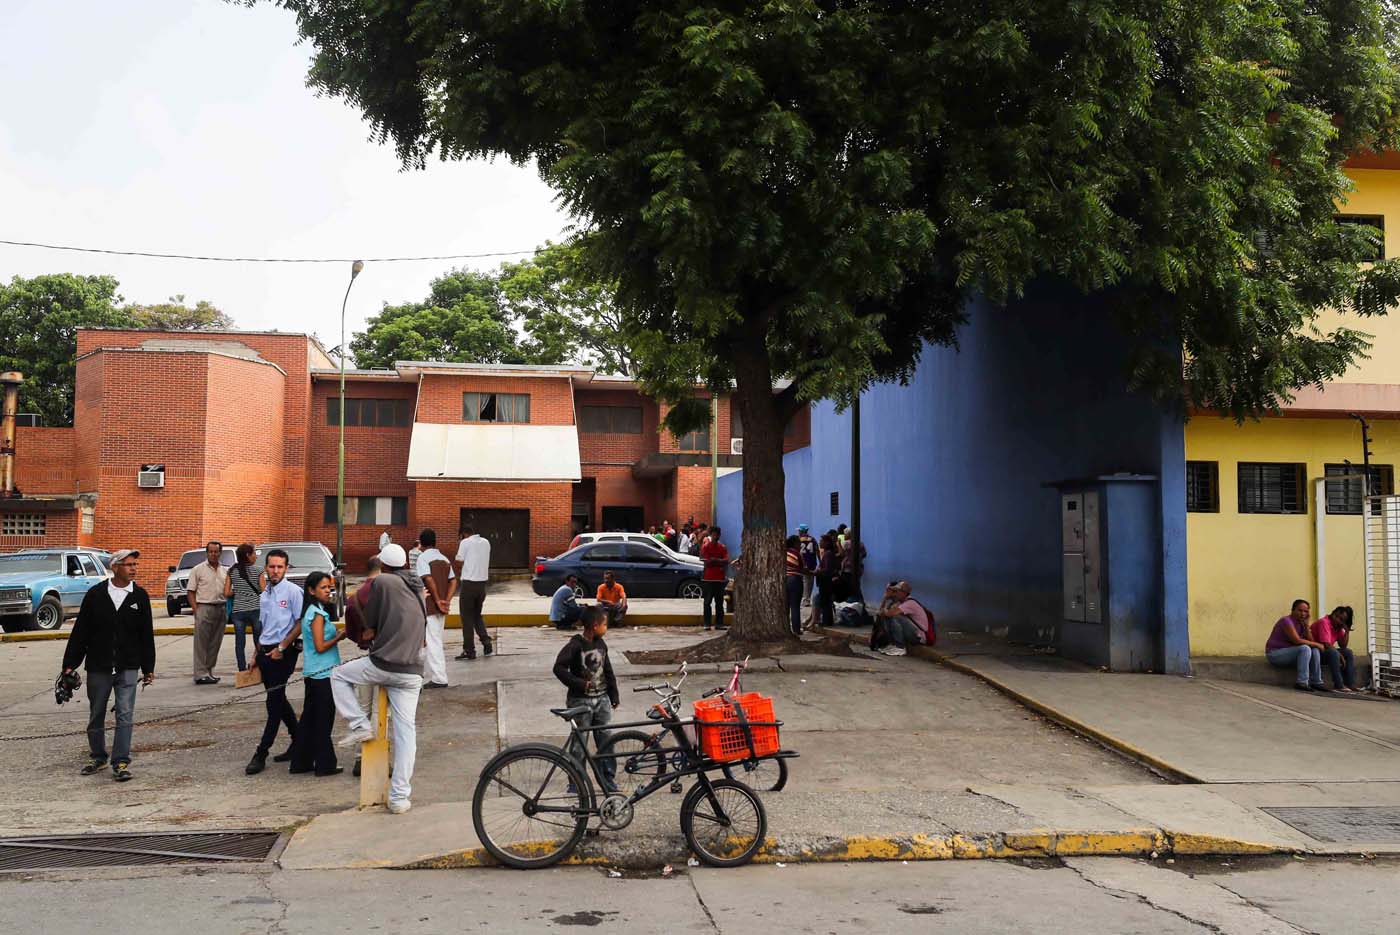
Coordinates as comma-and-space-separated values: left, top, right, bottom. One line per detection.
551, 705, 592, 720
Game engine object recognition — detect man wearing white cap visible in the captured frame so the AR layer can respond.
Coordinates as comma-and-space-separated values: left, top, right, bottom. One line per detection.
331, 542, 427, 814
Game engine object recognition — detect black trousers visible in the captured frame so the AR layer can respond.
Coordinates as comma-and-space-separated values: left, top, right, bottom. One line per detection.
459, 580, 492, 655
785, 575, 804, 636
256, 646, 299, 757
701, 580, 726, 629
291, 677, 337, 773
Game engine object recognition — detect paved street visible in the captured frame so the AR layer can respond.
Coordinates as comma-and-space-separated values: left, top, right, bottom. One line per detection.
2, 855, 1394, 934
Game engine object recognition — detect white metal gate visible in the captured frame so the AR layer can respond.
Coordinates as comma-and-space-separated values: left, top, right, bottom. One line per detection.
1365, 494, 1400, 695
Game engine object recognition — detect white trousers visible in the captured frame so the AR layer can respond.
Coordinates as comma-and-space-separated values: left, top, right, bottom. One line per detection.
423, 613, 448, 685
331, 656, 423, 806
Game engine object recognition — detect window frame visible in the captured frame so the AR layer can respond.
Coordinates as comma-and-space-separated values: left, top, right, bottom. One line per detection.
1237, 462, 1308, 515
0, 512, 46, 536
322, 495, 408, 526
578, 404, 643, 434
463, 392, 531, 424
326, 397, 410, 428
1324, 463, 1395, 515
1185, 461, 1220, 513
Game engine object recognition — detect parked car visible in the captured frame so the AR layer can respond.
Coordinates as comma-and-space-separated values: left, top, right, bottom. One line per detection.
0, 549, 111, 632
164, 546, 237, 617
21, 547, 113, 575
163, 542, 344, 619
533, 542, 704, 600
567, 532, 702, 567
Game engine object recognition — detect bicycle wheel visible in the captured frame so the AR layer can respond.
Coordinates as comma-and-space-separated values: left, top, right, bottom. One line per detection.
720, 756, 788, 792
600, 730, 666, 798
680, 778, 767, 868
472, 745, 589, 869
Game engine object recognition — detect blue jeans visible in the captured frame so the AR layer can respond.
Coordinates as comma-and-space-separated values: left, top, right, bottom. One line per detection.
885, 615, 922, 649
87, 668, 139, 765
1267, 645, 1322, 686
564, 694, 615, 787
1322, 647, 1356, 689
785, 576, 804, 636
230, 610, 261, 671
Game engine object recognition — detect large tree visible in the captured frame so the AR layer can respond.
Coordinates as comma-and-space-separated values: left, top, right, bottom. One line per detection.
272, 0, 1400, 641
351, 267, 522, 368
123, 295, 235, 331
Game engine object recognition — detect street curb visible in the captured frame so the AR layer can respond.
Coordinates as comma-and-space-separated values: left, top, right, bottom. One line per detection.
0, 613, 708, 642
391, 828, 1293, 871
817, 629, 1204, 784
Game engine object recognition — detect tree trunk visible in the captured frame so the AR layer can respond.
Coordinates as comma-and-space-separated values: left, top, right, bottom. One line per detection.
730, 340, 794, 642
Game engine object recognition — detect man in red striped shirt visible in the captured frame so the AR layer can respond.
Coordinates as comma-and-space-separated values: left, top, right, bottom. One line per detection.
784, 535, 804, 636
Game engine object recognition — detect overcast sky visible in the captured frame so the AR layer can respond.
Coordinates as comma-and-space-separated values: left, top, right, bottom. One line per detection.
0, 0, 571, 352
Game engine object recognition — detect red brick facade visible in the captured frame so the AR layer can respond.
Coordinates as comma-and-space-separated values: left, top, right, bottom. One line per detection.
8, 329, 804, 584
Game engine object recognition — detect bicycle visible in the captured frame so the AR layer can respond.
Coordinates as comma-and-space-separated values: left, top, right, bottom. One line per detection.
472, 663, 796, 870
602, 656, 789, 794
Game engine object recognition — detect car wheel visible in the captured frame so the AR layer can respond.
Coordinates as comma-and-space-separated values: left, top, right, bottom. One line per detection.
33, 595, 63, 631
166, 598, 180, 618
678, 579, 703, 600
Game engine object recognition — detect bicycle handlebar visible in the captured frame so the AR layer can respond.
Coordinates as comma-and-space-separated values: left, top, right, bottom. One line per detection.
633, 683, 666, 693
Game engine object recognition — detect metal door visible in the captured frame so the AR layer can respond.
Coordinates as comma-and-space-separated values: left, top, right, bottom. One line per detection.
459, 508, 531, 568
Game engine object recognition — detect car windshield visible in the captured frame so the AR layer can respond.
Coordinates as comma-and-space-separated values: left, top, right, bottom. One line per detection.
266, 546, 329, 570
0, 554, 62, 575
177, 550, 234, 570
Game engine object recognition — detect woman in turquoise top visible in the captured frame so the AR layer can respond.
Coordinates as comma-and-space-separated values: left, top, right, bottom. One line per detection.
290, 572, 344, 776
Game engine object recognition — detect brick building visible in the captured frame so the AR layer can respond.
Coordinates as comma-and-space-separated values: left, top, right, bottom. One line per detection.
2, 329, 808, 594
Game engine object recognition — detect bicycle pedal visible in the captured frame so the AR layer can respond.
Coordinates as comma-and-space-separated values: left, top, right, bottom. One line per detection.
670, 781, 683, 793
584, 828, 601, 838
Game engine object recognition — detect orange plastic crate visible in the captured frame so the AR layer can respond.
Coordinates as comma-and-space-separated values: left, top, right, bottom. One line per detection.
692, 692, 780, 763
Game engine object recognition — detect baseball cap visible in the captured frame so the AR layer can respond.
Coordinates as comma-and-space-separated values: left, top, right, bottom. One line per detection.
797, 523, 809, 532
111, 549, 140, 563
378, 543, 407, 568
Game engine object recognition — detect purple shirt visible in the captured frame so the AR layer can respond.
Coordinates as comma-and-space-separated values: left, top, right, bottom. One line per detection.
1265, 616, 1306, 653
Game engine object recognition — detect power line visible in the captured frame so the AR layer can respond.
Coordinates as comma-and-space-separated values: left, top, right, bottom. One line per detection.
0, 238, 541, 264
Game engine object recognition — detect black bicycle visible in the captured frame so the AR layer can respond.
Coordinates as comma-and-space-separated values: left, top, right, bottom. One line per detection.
471, 663, 797, 869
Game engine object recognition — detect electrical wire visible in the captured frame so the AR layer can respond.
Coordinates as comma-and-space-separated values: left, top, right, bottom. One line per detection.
0, 238, 540, 264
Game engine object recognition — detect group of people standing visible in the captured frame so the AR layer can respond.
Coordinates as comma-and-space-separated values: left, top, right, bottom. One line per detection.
783, 522, 866, 635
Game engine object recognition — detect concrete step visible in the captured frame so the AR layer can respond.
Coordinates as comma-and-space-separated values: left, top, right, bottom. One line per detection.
1190, 655, 1372, 687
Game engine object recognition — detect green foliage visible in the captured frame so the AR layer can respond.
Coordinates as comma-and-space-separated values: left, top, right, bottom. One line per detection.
272, 0, 1400, 422
352, 244, 635, 372
0, 275, 231, 427
123, 295, 234, 331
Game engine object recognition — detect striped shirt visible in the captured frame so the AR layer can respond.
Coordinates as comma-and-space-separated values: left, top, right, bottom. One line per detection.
228, 564, 263, 613
785, 548, 802, 576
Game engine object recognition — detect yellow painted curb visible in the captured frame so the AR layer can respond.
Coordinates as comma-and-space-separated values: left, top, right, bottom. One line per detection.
1167, 832, 1288, 856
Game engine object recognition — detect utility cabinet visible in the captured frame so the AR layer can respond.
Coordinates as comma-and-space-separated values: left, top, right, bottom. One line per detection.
1050, 475, 1162, 672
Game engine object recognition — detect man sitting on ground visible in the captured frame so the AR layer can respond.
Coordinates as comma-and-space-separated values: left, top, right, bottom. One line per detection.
596, 571, 628, 626
551, 574, 583, 630
875, 581, 934, 657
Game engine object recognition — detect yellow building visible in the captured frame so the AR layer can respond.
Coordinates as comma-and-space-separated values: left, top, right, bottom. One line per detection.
1186, 160, 1400, 657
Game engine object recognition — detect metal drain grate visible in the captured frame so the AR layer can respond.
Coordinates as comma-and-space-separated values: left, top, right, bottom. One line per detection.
0, 831, 282, 871
1261, 806, 1400, 843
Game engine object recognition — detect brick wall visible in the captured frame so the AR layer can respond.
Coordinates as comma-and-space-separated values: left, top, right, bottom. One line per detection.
74, 353, 103, 493
585, 464, 660, 532
416, 373, 576, 425
201, 354, 287, 546
575, 389, 659, 463
0, 508, 78, 553
13, 427, 76, 494
307, 378, 419, 570
412, 479, 573, 566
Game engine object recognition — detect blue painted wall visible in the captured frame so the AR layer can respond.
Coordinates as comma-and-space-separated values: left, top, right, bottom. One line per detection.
718, 287, 1189, 673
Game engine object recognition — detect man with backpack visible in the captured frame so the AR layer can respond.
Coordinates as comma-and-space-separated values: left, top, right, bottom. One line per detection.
872, 581, 935, 656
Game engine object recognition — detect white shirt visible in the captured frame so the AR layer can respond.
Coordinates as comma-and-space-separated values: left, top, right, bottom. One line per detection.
379, 531, 391, 550
415, 547, 455, 580
678, 532, 691, 553
107, 579, 134, 612
455, 535, 491, 582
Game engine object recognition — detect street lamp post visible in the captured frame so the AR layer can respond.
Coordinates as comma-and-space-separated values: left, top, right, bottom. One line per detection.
336, 260, 365, 569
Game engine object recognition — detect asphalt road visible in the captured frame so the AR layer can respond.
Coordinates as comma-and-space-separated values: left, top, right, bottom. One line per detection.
0, 855, 1389, 934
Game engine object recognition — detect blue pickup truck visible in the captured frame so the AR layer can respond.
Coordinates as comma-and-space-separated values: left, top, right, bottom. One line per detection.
0, 549, 111, 632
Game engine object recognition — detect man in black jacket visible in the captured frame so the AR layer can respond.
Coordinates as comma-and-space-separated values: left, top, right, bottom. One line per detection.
62, 548, 156, 782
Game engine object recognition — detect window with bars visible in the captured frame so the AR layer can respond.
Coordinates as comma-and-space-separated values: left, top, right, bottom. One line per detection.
1186, 461, 1219, 513
326, 397, 412, 427
1335, 214, 1386, 260
1238, 462, 1307, 514
1, 513, 46, 536
830, 491, 840, 515
578, 405, 642, 434
1324, 463, 1395, 515
323, 496, 409, 526
463, 392, 530, 423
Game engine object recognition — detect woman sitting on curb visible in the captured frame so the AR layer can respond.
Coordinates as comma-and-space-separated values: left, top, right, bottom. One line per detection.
1265, 598, 1328, 692
1311, 605, 1357, 693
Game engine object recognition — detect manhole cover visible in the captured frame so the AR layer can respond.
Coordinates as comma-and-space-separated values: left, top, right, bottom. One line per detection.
0, 831, 282, 871
1261, 806, 1400, 843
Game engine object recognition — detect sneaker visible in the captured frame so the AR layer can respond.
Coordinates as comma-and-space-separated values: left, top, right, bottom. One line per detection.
387, 800, 412, 815
194, 676, 218, 685
1294, 683, 1313, 692
112, 761, 132, 782
245, 752, 267, 775
338, 726, 375, 747
484, 644, 494, 656
80, 757, 109, 776
880, 646, 907, 657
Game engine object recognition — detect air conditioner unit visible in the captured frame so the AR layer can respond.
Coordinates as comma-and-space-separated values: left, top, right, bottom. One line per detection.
730, 438, 743, 456
137, 464, 166, 489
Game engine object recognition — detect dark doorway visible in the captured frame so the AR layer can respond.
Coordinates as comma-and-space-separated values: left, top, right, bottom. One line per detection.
459, 508, 531, 567
600, 506, 644, 532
